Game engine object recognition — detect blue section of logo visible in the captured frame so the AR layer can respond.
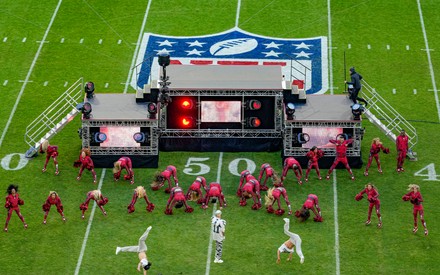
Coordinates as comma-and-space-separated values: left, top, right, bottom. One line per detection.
135, 27, 327, 94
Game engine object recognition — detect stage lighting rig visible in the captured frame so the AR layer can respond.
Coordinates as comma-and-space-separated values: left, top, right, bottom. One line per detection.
351, 103, 364, 120
285, 102, 295, 120
158, 53, 172, 108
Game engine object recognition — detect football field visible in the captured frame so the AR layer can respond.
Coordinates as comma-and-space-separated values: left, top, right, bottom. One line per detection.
1, 0, 440, 274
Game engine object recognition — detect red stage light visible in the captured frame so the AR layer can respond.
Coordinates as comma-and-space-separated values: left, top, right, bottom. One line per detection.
181, 99, 194, 109
181, 116, 195, 128
248, 117, 261, 128
248, 99, 262, 110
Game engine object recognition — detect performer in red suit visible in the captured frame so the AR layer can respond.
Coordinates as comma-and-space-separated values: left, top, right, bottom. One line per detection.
202, 182, 226, 209
42, 191, 66, 224
151, 165, 179, 193
164, 186, 193, 215
40, 140, 59, 175
80, 190, 108, 219
402, 184, 428, 236
364, 138, 389, 176
305, 146, 324, 182
396, 129, 409, 172
186, 176, 207, 204
258, 163, 278, 191
294, 194, 323, 222
113, 156, 134, 184
355, 183, 382, 228
127, 186, 155, 214
236, 170, 257, 197
326, 135, 355, 180
265, 186, 292, 216
4, 184, 27, 232
74, 148, 97, 184
239, 178, 262, 210
281, 157, 303, 185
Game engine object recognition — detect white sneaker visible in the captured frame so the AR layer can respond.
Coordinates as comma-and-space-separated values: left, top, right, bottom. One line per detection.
283, 218, 290, 223
214, 259, 223, 263
300, 257, 305, 264
116, 247, 121, 255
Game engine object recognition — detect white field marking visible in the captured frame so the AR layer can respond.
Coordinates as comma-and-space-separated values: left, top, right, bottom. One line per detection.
386, 44, 390, 50
418, 0, 439, 122
44, 81, 49, 86
235, 0, 242, 27
421, 48, 434, 51
19, 80, 33, 83
118, 39, 122, 44
392, 88, 396, 94
327, 0, 334, 95
123, 0, 153, 94
406, 45, 410, 50
0, 0, 62, 146
22, 37, 27, 42
348, 44, 351, 49
205, 152, 223, 275
104, 83, 109, 88
3, 37, 7, 42
332, 171, 340, 275
60, 38, 64, 43
80, 38, 84, 43
367, 44, 371, 49
3, 80, 8, 86
98, 39, 103, 44
64, 81, 68, 87
414, 89, 417, 95
74, 169, 106, 275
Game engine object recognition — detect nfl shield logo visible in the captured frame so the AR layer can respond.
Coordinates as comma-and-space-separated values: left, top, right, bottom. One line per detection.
132, 27, 328, 94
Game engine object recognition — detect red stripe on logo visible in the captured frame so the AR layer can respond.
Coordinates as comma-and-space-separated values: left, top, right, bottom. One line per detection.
217, 61, 259, 65
170, 60, 182, 64
263, 61, 287, 66
190, 60, 213, 65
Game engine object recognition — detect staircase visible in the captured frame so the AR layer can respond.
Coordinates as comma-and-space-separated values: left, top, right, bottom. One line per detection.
24, 78, 84, 157
361, 81, 418, 160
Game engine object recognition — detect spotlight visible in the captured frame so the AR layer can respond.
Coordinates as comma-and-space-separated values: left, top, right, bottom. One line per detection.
158, 53, 170, 67
85, 81, 95, 99
82, 102, 92, 119
247, 117, 261, 128
181, 116, 196, 128
133, 132, 146, 143
297, 133, 310, 144
147, 102, 157, 119
351, 103, 364, 120
246, 99, 262, 110
285, 102, 295, 120
94, 132, 107, 143
181, 99, 194, 110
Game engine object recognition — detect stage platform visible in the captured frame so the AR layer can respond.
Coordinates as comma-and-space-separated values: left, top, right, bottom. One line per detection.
293, 94, 354, 121
85, 94, 149, 120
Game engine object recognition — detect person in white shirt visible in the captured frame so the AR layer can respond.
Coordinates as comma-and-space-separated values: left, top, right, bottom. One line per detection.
277, 218, 304, 264
212, 210, 226, 263
116, 226, 152, 274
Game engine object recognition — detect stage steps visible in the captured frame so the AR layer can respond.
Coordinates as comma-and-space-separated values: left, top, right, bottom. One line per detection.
361, 81, 418, 160
24, 78, 84, 157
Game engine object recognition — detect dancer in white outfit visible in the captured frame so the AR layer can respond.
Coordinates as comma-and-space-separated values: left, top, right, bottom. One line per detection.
116, 226, 152, 274
277, 218, 304, 264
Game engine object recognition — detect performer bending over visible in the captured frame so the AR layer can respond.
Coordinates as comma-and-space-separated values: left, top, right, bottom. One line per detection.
281, 157, 303, 185
265, 186, 292, 216
239, 178, 262, 210
4, 184, 27, 232
42, 191, 66, 224
113, 156, 134, 184
294, 194, 323, 222
164, 186, 193, 215
236, 170, 257, 197
277, 218, 304, 264
127, 186, 155, 214
116, 226, 153, 274
40, 140, 59, 175
80, 190, 108, 219
403, 184, 428, 236
258, 163, 277, 191
151, 165, 178, 193
186, 176, 207, 204
355, 183, 382, 228
74, 148, 97, 184
202, 182, 226, 210
305, 146, 324, 182
364, 138, 389, 176
326, 135, 355, 180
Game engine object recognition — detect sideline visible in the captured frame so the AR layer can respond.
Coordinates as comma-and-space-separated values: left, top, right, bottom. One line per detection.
74, 169, 106, 275
0, 0, 63, 149
205, 152, 224, 275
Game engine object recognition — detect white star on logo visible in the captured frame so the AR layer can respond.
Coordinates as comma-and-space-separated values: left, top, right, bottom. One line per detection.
293, 51, 313, 58
185, 49, 205, 56
156, 40, 177, 47
155, 48, 175, 55
261, 50, 283, 57
186, 40, 206, 47
292, 42, 312, 49
263, 41, 283, 49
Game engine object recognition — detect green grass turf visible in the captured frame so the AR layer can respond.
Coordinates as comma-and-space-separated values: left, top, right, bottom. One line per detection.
1, 0, 440, 274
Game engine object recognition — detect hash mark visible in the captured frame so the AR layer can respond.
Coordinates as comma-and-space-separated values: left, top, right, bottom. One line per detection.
22, 37, 27, 42
3, 80, 8, 86
80, 38, 84, 44
3, 37, 7, 42
99, 39, 103, 44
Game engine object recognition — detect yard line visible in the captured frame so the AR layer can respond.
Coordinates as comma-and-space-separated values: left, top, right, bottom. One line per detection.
332, 172, 341, 275
235, 0, 241, 27
416, 0, 439, 122
205, 152, 224, 275
0, 0, 62, 149
74, 169, 106, 275
327, 0, 334, 96
123, 0, 153, 94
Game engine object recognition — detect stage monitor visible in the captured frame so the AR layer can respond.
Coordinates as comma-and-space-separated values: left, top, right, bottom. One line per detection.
99, 126, 141, 148
301, 127, 343, 148
201, 101, 241, 123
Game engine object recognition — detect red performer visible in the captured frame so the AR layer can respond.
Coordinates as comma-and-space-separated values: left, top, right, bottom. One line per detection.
164, 186, 193, 215
79, 190, 108, 219
396, 129, 409, 172
236, 170, 257, 197
42, 191, 66, 224
113, 157, 134, 184
355, 183, 382, 228
305, 146, 324, 182
74, 148, 97, 184
239, 179, 262, 210
151, 165, 179, 193
265, 186, 292, 216
326, 135, 355, 180
186, 176, 208, 204
127, 186, 155, 214
281, 157, 303, 185
258, 163, 277, 191
202, 182, 227, 209
364, 138, 390, 176
294, 194, 323, 222
40, 140, 59, 175
402, 184, 428, 236
4, 184, 27, 232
